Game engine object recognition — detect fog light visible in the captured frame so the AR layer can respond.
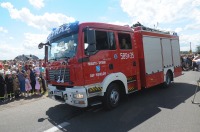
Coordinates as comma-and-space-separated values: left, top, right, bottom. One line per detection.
74, 100, 85, 104
73, 93, 84, 99
79, 101, 85, 104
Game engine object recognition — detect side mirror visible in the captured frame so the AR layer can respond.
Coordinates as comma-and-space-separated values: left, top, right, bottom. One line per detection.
38, 43, 44, 49
38, 42, 50, 49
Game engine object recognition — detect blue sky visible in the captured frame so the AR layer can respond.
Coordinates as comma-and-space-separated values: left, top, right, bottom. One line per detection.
0, 0, 200, 60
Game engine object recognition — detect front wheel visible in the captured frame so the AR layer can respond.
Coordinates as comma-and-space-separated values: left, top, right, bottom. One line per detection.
104, 83, 120, 110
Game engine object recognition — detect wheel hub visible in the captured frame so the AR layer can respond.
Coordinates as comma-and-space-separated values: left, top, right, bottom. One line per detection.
110, 89, 119, 105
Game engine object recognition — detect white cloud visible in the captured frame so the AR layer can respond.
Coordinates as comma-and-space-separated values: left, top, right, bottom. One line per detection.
0, 27, 8, 33
29, 0, 44, 9
120, 0, 200, 51
184, 22, 200, 30
192, 0, 200, 6
1, 2, 75, 30
120, 0, 199, 26
9, 37, 13, 40
23, 32, 47, 49
0, 44, 43, 60
0, 44, 24, 60
180, 33, 200, 51
175, 28, 183, 33
108, 21, 130, 26
22, 32, 49, 58
0, 32, 48, 60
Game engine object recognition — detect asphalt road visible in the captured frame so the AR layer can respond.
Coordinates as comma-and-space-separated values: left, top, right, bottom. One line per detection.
0, 71, 200, 132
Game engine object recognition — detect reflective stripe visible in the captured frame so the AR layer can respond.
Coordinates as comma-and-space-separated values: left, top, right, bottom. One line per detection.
0, 96, 5, 99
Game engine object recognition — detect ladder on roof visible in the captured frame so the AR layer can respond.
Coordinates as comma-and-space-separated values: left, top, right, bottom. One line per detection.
131, 22, 177, 35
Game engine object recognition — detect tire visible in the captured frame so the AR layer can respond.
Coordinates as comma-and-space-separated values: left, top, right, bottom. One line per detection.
104, 83, 120, 110
163, 72, 172, 88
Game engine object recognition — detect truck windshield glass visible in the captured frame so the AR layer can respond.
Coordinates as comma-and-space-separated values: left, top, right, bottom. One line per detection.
48, 33, 78, 60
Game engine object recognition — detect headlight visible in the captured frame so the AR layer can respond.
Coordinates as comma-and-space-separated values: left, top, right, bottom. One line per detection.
73, 93, 84, 99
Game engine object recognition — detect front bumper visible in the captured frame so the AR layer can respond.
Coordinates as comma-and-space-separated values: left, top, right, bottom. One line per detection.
48, 84, 88, 107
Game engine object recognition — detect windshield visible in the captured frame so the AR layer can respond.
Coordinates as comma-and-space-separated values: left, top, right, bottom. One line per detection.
48, 33, 78, 61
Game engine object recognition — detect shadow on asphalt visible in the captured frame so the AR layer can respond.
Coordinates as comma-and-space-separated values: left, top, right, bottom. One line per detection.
44, 83, 198, 132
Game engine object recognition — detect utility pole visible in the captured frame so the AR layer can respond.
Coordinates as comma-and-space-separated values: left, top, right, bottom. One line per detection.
189, 42, 192, 54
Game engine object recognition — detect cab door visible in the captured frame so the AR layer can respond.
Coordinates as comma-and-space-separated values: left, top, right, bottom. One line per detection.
82, 29, 119, 86
117, 32, 137, 92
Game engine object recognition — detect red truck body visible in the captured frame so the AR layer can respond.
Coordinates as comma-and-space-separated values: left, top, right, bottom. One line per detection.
43, 21, 182, 108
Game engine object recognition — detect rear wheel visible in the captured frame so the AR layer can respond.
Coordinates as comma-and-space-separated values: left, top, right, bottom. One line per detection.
163, 72, 172, 87
104, 83, 120, 109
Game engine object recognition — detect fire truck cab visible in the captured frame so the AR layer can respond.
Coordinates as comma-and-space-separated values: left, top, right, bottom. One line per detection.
39, 21, 182, 109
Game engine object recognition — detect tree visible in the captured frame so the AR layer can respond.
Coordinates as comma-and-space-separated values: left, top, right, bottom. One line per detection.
196, 45, 200, 54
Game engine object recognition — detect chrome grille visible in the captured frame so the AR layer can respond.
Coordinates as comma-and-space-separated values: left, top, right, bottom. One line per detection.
49, 68, 70, 82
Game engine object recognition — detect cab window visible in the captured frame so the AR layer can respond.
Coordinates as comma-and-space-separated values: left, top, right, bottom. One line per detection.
84, 30, 116, 54
118, 33, 132, 50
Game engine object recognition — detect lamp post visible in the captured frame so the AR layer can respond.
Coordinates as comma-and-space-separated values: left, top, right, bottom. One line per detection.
189, 42, 192, 54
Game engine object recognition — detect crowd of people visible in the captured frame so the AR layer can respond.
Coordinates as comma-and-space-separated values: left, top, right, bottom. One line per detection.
0, 53, 199, 104
181, 53, 200, 71
0, 59, 46, 103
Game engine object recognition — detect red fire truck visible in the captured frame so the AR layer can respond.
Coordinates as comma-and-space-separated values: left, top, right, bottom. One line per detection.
38, 21, 182, 109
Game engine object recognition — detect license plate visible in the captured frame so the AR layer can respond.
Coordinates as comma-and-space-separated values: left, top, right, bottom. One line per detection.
54, 91, 63, 97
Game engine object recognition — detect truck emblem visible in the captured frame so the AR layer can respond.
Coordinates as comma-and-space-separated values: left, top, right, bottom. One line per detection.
114, 54, 118, 59
96, 65, 100, 72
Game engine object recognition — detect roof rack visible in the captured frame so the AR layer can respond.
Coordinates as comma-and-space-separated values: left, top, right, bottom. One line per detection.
131, 22, 177, 36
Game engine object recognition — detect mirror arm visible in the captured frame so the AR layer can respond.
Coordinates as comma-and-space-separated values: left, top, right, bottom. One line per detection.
38, 42, 50, 49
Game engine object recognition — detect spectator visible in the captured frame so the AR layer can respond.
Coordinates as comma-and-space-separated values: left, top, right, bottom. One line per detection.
3, 63, 10, 74
29, 65, 36, 95
17, 65, 26, 97
35, 73, 41, 95
24, 61, 29, 71
0, 63, 4, 79
5, 71, 14, 100
25, 73, 32, 97
0, 70, 5, 102
12, 71, 20, 99
39, 61, 46, 93
120, 38, 129, 49
192, 55, 200, 71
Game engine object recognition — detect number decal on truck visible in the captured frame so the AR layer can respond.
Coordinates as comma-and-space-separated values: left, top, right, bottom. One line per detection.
120, 52, 134, 59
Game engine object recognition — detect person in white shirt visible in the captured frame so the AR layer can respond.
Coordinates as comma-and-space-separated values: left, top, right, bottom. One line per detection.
192, 54, 200, 71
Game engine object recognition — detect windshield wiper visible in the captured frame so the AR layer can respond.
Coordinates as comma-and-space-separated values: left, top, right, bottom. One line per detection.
58, 56, 71, 60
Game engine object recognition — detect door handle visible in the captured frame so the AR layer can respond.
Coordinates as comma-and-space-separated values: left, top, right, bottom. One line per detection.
78, 57, 90, 63
109, 64, 114, 70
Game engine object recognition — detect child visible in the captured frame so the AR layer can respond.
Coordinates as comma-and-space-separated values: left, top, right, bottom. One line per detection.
35, 73, 41, 95
28, 65, 36, 95
0, 70, 5, 102
25, 74, 32, 97
12, 71, 20, 99
5, 71, 14, 100
17, 65, 26, 97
